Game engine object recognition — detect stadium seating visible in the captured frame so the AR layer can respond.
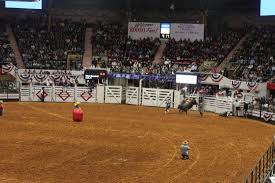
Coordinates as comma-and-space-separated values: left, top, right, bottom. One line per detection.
229, 25, 275, 82
92, 23, 161, 73
13, 17, 85, 70
0, 25, 16, 66
162, 29, 244, 73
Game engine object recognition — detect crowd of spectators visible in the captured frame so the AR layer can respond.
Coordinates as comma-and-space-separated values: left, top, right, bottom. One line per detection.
229, 25, 275, 82
0, 25, 16, 66
92, 23, 161, 74
8, 18, 275, 85
161, 29, 244, 74
13, 16, 85, 70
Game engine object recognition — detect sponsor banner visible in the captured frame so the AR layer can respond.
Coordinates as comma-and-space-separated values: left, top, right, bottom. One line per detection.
128, 22, 160, 39
171, 23, 204, 41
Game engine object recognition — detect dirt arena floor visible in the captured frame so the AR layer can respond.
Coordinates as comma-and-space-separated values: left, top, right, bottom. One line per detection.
1, 102, 275, 183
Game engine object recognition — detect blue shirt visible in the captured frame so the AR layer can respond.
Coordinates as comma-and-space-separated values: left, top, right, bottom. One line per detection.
180, 144, 190, 156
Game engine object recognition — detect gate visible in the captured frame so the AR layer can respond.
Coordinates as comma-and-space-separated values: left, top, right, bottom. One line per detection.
142, 88, 174, 107
142, 88, 158, 106
126, 87, 139, 105
105, 86, 123, 104
158, 89, 174, 107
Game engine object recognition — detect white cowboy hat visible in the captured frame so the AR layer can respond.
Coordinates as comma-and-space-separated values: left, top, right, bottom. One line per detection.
182, 141, 188, 145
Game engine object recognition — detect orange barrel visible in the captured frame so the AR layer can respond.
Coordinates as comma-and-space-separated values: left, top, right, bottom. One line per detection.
72, 108, 83, 122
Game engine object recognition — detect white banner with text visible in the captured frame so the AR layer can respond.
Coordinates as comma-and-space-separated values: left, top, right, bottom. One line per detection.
128, 22, 160, 39
171, 23, 204, 41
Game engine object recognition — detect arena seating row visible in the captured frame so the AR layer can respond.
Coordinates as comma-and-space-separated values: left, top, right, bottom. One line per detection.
12, 17, 85, 70
0, 25, 16, 66
229, 25, 275, 82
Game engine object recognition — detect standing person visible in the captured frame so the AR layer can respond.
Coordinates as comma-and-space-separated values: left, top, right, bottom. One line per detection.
180, 141, 190, 160
41, 87, 45, 102
198, 101, 203, 117
234, 99, 241, 117
0, 100, 4, 116
198, 97, 204, 117
243, 101, 249, 118
165, 98, 171, 114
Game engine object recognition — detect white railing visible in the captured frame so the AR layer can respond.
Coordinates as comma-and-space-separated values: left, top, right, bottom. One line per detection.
19, 85, 275, 122
0, 93, 19, 100
20, 85, 104, 103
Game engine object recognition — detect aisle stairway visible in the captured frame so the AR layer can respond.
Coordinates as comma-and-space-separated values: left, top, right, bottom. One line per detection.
82, 28, 93, 68
6, 25, 24, 69
153, 41, 166, 64
216, 33, 249, 72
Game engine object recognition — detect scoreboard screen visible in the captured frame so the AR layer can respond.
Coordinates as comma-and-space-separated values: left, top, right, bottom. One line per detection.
84, 69, 108, 80
176, 74, 198, 85
5, 0, 42, 10
160, 23, 171, 39
260, 0, 275, 16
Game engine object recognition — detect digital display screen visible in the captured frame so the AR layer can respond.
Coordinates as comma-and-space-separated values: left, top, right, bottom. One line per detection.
5, 0, 42, 10
84, 69, 108, 80
160, 23, 171, 34
176, 74, 198, 84
260, 0, 275, 16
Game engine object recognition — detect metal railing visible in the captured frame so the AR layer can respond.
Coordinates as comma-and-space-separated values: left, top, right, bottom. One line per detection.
244, 140, 275, 183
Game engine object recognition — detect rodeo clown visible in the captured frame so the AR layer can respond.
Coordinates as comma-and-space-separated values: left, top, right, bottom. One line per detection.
72, 102, 84, 122
180, 141, 190, 160
165, 98, 172, 114
0, 100, 3, 116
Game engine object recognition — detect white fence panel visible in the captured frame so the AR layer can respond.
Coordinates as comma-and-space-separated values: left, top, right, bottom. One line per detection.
126, 87, 139, 105
158, 89, 174, 107
20, 86, 31, 101
54, 86, 75, 103
105, 86, 122, 104
216, 97, 233, 114
174, 90, 181, 108
204, 96, 216, 112
96, 85, 105, 103
142, 88, 158, 106
76, 87, 97, 103
32, 86, 53, 102
0, 93, 19, 100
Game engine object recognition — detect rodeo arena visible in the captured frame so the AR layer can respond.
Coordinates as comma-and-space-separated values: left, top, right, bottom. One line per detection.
2, 0, 275, 183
